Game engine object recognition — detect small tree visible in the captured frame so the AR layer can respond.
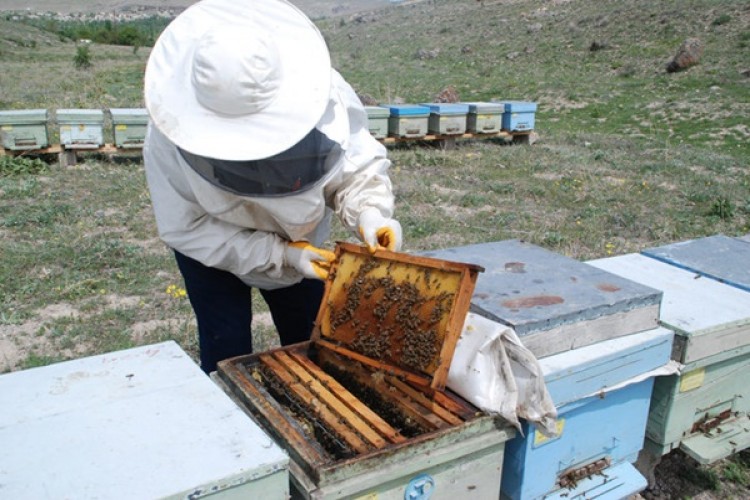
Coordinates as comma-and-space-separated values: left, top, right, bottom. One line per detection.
74, 44, 92, 69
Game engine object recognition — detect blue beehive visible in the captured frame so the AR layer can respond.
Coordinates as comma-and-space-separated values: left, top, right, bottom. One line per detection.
380, 104, 430, 138
420, 103, 469, 135
500, 327, 673, 500
500, 101, 537, 132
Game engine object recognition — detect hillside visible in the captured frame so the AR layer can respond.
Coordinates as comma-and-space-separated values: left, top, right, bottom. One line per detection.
320, 0, 749, 159
0, 0, 393, 19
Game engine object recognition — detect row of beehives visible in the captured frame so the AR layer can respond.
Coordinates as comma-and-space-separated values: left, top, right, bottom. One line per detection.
367, 101, 537, 139
0, 101, 538, 153
0, 234, 746, 499
420, 234, 750, 500
0, 108, 148, 151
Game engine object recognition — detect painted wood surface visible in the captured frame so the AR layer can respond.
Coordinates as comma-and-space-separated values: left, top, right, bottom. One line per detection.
539, 327, 673, 408
0, 341, 289, 499
646, 351, 750, 452
423, 240, 662, 358
532, 462, 647, 500
680, 414, 750, 465
292, 427, 509, 499
588, 253, 750, 365
642, 234, 750, 292
501, 379, 654, 500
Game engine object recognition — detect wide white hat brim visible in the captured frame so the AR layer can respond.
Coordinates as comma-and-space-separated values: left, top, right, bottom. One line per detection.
144, 0, 331, 161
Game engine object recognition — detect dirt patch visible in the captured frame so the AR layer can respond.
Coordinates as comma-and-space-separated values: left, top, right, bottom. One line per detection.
0, 303, 80, 371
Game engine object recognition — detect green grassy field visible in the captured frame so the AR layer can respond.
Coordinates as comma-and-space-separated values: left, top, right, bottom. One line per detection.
0, 0, 749, 496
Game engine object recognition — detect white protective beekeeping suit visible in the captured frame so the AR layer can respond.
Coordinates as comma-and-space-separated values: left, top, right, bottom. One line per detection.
142, 0, 401, 287
144, 70, 396, 289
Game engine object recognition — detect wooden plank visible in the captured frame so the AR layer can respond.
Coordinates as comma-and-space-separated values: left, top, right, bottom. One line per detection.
433, 268, 478, 390
273, 351, 389, 449
314, 340, 432, 388
260, 354, 370, 454
385, 375, 463, 426
319, 350, 448, 431
215, 359, 328, 470
422, 385, 478, 419
379, 379, 452, 430
379, 130, 515, 144
288, 351, 406, 445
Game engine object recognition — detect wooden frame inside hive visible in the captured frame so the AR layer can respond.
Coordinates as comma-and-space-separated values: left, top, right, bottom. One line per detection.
314, 242, 483, 391
217, 242, 485, 476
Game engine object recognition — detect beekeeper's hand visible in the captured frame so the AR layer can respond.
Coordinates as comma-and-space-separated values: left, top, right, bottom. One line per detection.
284, 241, 336, 280
358, 207, 403, 253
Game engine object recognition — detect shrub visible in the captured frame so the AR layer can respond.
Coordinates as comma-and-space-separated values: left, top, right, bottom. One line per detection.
74, 44, 92, 69
0, 156, 49, 177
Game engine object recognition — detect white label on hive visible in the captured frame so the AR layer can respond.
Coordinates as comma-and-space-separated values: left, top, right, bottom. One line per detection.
354, 493, 378, 500
680, 367, 705, 392
2, 125, 12, 131
533, 418, 565, 447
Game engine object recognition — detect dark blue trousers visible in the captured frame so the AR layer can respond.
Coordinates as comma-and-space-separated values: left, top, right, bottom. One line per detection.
174, 251, 324, 373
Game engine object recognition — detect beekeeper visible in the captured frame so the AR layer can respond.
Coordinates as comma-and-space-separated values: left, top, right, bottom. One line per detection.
142, 0, 401, 373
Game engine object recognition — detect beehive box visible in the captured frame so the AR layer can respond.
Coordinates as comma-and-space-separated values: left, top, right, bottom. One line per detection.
420, 103, 469, 135
588, 253, 750, 464
642, 234, 750, 293
381, 104, 430, 138
217, 242, 515, 499
110, 108, 149, 148
57, 109, 104, 149
0, 341, 290, 499
0, 109, 49, 150
465, 102, 504, 134
422, 240, 662, 359
499, 101, 537, 132
365, 106, 389, 139
500, 327, 673, 500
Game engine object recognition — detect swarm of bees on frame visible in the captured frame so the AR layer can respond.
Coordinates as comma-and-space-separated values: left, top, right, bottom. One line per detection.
329, 255, 456, 372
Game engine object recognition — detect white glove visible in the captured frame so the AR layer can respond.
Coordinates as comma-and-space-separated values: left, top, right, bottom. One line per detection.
284, 241, 336, 280
358, 207, 403, 253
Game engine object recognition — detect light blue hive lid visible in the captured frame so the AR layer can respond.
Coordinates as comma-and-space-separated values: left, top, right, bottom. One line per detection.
109, 108, 149, 124
379, 104, 430, 117
500, 101, 538, 113
364, 106, 390, 118
0, 109, 48, 124
464, 102, 504, 114
419, 103, 470, 115
56, 109, 104, 123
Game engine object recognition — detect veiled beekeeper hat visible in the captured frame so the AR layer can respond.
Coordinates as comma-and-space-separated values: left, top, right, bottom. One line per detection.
144, 0, 332, 161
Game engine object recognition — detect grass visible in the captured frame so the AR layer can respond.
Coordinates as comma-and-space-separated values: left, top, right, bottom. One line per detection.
0, 1, 749, 494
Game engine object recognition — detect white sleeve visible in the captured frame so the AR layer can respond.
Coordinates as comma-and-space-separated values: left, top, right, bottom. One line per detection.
143, 125, 302, 289
327, 70, 396, 232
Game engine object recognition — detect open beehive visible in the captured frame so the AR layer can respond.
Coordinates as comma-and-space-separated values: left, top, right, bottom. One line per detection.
217, 243, 512, 497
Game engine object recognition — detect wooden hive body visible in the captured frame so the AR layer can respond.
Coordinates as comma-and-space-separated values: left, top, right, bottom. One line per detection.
589, 253, 750, 464
217, 243, 514, 498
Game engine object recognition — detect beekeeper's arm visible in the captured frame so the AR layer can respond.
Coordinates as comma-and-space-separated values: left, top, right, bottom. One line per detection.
143, 125, 331, 287
326, 70, 402, 252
